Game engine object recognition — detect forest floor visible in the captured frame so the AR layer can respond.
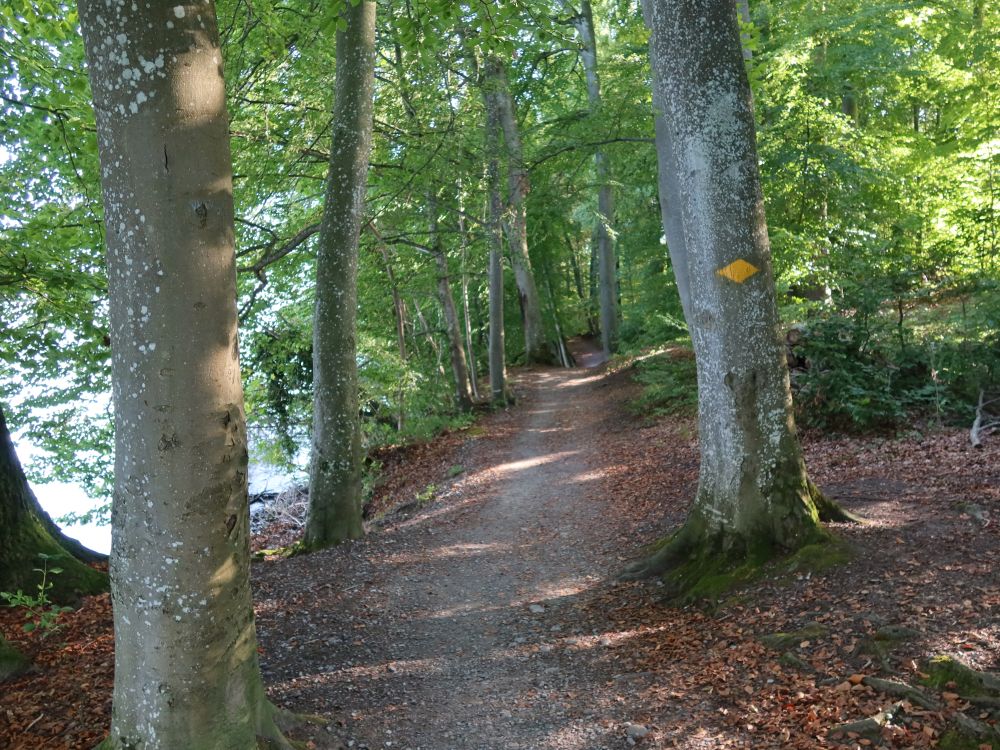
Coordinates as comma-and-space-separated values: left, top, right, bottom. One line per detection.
1, 338, 999, 749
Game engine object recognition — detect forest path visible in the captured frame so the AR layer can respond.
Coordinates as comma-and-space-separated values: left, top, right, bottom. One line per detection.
251, 343, 1000, 750
253, 343, 659, 750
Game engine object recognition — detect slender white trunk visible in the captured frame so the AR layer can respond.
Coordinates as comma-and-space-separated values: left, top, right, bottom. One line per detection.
377, 245, 408, 430
458, 214, 481, 400
429, 193, 474, 411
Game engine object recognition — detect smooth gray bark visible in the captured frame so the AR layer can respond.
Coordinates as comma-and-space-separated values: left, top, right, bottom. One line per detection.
458, 214, 481, 401
306, 0, 376, 548
377, 243, 408, 431
77, 2, 290, 746
569, 0, 619, 355
484, 79, 509, 403
484, 58, 553, 365
638, 0, 829, 572
429, 193, 474, 411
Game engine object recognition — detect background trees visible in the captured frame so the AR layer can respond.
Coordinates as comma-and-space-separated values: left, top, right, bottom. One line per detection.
0, 0, 995, 579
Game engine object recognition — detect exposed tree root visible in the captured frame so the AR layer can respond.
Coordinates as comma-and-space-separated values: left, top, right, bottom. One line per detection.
810, 481, 865, 524
619, 524, 696, 581
257, 704, 330, 750
830, 700, 904, 739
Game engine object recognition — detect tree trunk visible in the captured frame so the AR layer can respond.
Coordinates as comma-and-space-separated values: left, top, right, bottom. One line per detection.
484, 78, 510, 403
306, 0, 377, 548
429, 193, 474, 411
77, 1, 292, 745
0, 405, 106, 602
636, 0, 849, 587
483, 58, 554, 365
566, 233, 598, 334
377, 244, 408, 431
413, 298, 447, 378
458, 213, 481, 401
571, 0, 619, 356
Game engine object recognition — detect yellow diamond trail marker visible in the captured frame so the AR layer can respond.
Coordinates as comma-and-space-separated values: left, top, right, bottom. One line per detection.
716, 259, 760, 284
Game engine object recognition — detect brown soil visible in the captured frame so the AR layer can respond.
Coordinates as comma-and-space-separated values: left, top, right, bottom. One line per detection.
2, 338, 998, 749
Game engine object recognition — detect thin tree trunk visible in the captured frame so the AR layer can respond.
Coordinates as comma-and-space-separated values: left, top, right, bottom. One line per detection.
377, 244, 407, 430
0, 405, 106, 601
542, 267, 573, 368
588, 236, 600, 334
77, 1, 292, 744
736, 0, 753, 61
413, 298, 447, 378
307, 0, 376, 548
570, 0, 619, 355
458, 212, 480, 401
566, 233, 598, 333
483, 57, 554, 365
483, 84, 509, 403
429, 193, 474, 411
635, 0, 850, 584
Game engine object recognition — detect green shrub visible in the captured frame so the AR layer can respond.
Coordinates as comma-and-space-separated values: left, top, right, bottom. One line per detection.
629, 349, 699, 418
791, 288, 1000, 431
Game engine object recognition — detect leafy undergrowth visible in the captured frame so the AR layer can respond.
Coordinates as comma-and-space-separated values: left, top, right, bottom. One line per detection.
0, 592, 112, 749
1, 360, 998, 749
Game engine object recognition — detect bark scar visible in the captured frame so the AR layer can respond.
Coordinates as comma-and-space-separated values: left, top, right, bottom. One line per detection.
194, 201, 208, 227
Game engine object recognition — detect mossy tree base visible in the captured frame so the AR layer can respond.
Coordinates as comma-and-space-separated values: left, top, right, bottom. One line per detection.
622, 489, 856, 603
93, 701, 320, 750
1, 406, 107, 604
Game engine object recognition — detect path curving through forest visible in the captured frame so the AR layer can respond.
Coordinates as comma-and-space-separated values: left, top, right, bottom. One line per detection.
253, 342, 662, 750
251, 341, 1000, 750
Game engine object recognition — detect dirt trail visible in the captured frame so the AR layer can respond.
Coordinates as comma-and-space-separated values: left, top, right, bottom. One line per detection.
251, 346, 1000, 750
254, 346, 651, 750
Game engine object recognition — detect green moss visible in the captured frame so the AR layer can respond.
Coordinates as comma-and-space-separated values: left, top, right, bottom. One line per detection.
923, 655, 1000, 696
938, 728, 989, 750
656, 532, 849, 605
4, 518, 107, 604
781, 538, 852, 576
0, 637, 28, 682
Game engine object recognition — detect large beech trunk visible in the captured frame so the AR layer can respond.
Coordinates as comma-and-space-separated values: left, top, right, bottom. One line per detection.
0, 405, 106, 602
634, 0, 846, 580
306, 0, 377, 548
483, 58, 554, 366
78, 0, 293, 746
570, 0, 619, 356
483, 77, 510, 403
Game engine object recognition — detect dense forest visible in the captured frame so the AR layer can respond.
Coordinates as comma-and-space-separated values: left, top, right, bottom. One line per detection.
0, 0, 997, 747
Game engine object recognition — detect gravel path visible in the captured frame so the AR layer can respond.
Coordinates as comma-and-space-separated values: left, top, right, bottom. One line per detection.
253, 353, 647, 750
